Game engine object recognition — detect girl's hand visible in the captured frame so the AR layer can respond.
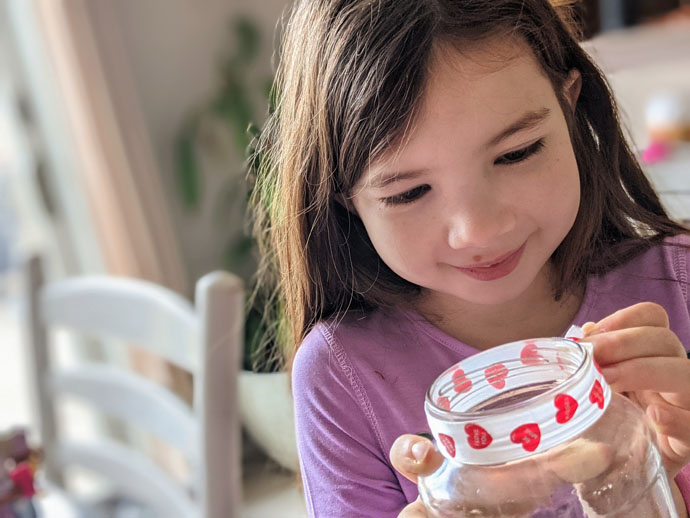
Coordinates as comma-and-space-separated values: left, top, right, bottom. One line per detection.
583, 302, 690, 516
583, 302, 690, 478
389, 435, 443, 518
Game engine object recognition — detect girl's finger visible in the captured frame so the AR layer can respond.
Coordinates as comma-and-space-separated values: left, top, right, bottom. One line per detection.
648, 402, 690, 468
585, 302, 670, 335
602, 356, 690, 408
390, 435, 444, 484
588, 327, 686, 366
398, 497, 429, 518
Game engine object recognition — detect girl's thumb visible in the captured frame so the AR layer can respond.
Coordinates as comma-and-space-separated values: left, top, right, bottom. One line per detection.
390, 434, 444, 484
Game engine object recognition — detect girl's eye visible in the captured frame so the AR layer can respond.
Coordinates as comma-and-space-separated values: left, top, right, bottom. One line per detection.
495, 139, 545, 165
381, 184, 431, 206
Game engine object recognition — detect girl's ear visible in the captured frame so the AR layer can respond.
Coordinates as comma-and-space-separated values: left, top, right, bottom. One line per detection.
563, 69, 582, 113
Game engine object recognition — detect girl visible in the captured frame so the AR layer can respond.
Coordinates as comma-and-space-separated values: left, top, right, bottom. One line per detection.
250, 1, 690, 516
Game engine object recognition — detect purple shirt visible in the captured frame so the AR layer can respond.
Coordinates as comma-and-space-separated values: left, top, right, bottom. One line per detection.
293, 235, 690, 517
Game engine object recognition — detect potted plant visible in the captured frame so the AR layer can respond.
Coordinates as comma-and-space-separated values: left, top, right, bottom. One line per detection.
174, 16, 297, 472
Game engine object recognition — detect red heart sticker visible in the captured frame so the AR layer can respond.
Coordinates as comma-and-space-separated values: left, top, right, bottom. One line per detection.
589, 379, 604, 409
510, 423, 541, 452
436, 396, 451, 410
554, 394, 579, 424
464, 423, 493, 450
520, 342, 546, 365
485, 363, 509, 389
452, 368, 472, 394
439, 433, 456, 457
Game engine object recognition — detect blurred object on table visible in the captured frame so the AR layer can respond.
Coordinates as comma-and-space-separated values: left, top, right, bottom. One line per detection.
646, 91, 690, 143
0, 428, 40, 518
642, 91, 690, 164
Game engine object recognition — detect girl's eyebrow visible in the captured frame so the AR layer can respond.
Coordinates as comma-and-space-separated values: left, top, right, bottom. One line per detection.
370, 169, 429, 189
369, 107, 551, 189
485, 107, 551, 148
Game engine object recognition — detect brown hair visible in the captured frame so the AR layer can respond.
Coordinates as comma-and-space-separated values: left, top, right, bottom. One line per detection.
251, 0, 686, 364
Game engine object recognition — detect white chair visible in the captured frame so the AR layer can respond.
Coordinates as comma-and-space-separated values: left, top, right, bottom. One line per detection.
22, 254, 244, 518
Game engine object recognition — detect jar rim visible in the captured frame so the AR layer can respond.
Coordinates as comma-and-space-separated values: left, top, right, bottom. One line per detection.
424, 337, 587, 421
424, 334, 612, 465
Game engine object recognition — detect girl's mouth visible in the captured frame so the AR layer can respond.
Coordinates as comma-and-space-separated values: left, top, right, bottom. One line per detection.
456, 243, 526, 281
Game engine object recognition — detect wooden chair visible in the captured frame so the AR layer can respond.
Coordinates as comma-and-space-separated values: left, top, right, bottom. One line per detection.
22, 255, 244, 518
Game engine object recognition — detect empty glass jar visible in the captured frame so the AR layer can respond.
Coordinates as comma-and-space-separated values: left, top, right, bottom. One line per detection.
419, 332, 678, 518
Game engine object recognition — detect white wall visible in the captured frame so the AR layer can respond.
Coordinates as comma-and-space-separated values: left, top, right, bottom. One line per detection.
110, 0, 289, 284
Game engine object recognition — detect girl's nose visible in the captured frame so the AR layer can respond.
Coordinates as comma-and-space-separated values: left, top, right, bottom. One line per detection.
446, 196, 516, 250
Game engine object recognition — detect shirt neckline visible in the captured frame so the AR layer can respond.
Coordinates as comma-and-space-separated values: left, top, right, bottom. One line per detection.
398, 275, 599, 356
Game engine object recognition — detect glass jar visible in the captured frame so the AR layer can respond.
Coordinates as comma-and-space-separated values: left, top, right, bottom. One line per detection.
418, 334, 678, 518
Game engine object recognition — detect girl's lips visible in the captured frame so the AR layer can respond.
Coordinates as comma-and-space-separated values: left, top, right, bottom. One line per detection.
462, 246, 522, 268
456, 243, 526, 281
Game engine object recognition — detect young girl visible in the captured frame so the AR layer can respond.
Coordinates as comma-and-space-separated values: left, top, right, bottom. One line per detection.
251, 1, 690, 516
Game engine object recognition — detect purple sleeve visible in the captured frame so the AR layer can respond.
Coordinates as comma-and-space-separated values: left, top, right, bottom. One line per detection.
674, 235, 690, 514
292, 327, 407, 518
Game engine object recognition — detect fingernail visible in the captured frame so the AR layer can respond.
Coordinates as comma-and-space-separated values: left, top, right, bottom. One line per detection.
582, 322, 597, 336
411, 441, 431, 462
601, 366, 618, 384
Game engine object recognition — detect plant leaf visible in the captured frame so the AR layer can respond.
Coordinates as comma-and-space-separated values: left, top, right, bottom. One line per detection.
224, 234, 255, 272
264, 78, 277, 113
243, 305, 268, 370
174, 130, 200, 208
234, 17, 260, 64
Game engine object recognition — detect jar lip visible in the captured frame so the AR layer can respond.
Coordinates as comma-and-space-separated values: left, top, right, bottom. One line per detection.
424, 332, 612, 465
425, 337, 587, 420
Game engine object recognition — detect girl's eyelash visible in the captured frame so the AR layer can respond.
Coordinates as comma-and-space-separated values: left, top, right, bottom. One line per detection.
494, 139, 545, 165
381, 184, 431, 206
379, 139, 544, 207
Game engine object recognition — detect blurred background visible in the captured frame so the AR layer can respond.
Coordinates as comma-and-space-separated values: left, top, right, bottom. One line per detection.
0, 0, 688, 517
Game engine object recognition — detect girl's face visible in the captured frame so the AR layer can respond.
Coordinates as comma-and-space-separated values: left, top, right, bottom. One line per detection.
350, 39, 581, 308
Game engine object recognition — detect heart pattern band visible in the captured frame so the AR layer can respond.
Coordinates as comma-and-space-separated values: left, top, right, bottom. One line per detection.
425, 327, 612, 465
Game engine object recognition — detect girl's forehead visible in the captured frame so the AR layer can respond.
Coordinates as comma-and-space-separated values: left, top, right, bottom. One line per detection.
423, 37, 547, 109
428, 36, 528, 80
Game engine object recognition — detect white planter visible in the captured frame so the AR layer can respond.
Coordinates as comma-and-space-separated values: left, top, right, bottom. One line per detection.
238, 370, 299, 472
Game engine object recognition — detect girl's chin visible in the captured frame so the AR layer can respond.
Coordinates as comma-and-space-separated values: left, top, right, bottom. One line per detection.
422, 283, 529, 309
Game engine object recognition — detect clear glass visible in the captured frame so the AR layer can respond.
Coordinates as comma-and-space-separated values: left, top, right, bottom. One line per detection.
419, 351, 678, 517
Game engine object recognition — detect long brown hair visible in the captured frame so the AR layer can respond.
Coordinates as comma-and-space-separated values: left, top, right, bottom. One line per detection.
251, 0, 686, 364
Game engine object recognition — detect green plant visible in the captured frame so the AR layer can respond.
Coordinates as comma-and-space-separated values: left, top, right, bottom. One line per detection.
174, 16, 278, 372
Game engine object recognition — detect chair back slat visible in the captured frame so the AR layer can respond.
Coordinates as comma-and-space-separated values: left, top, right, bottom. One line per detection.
50, 364, 198, 461
54, 439, 197, 518
41, 276, 199, 372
